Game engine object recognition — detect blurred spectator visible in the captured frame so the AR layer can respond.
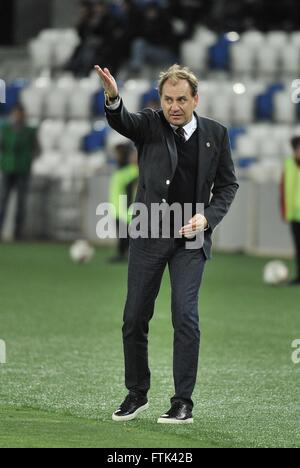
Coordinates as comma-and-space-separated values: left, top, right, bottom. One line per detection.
0, 104, 37, 241
68, 0, 121, 77
281, 137, 300, 286
128, 1, 177, 75
109, 143, 138, 263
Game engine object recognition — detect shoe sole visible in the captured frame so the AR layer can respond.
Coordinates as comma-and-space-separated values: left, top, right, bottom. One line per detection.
112, 402, 149, 422
157, 417, 194, 424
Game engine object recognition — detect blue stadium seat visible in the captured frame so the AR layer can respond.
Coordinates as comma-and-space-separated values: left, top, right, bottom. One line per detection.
83, 127, 109, 153
256, 83, 285, 121
140, 87, 159, 108
0, 79, 27, 115
92, 90, 106, 116
209, 35, 232, 70
229, 127, 247, 151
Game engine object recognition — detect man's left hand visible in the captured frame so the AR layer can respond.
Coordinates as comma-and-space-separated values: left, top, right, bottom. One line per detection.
179, 214, 208, 239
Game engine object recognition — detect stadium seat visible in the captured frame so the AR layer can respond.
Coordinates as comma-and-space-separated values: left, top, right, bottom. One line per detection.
29, 39, 53, 70
20, 86, 45, 119
256, 45, 280, 76
258, 138, 282, 160
210, 94, 232, 123
93, 89, 106, 116
236, 134, 259, 158
44, 87, 68, 119
59, 120, 91, 153
181, 40, 208, 71
121, 79, 151, 112
83, 127, 109, 153
231, 93, 255, 125
228, 127, 247, 150
279, 46, 300, 75
266, 31, 289, 51
241, 30, 265, 51
67, 85, 93, 119
290, 31, 300, 48
209, 35, 231, 70
273, 91, 297, 124
230, 43, 256, 75
38, 120, 65, 151
0, 79, 27, 115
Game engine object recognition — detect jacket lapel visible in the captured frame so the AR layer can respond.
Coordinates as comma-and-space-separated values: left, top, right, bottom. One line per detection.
159, 111, 178, 177
196, 115, 215, 198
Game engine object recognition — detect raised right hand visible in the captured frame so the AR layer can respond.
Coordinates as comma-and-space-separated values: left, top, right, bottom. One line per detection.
94, 66, 119, 99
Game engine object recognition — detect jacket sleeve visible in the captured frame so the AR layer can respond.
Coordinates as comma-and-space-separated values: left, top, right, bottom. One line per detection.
105, 99, 153, 143
204, 128, 239, 231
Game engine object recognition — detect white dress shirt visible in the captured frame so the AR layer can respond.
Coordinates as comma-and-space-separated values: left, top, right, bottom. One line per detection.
170, 115, 197, 141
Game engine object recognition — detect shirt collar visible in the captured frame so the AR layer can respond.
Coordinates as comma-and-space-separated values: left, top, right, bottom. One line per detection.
170, 114, 197, 139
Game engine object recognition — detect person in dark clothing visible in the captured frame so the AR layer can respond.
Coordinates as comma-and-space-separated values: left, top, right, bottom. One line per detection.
0, 104, 37, 240
68, 0, 121, 76
129, 2, 177, 74
95, 64, 238, 424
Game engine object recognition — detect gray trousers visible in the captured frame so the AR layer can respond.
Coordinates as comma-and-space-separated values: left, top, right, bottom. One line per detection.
122, 237, 206, 408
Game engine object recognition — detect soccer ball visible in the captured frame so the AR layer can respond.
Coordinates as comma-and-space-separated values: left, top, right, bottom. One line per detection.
70, 240, 95, 264
263, 261, 289, 286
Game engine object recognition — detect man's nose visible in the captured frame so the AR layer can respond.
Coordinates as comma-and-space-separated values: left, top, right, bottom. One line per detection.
171, 103, 180, 113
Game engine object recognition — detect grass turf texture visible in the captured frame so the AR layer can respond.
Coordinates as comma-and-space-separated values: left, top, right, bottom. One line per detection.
0, 242, 299, 448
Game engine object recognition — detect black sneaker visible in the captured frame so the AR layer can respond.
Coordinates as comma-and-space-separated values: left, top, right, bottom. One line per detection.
288, 278, 300, 286
157, 401, 193, 424
112, 394, 149, 422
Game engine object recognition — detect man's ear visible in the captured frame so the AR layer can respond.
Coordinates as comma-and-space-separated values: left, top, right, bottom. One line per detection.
194, 94, 200, 107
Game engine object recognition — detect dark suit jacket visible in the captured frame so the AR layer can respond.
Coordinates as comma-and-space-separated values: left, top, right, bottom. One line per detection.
105, 101, 239, 259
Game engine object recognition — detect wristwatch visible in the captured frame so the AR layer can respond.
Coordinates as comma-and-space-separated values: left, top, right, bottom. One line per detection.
105, 92, 119, 105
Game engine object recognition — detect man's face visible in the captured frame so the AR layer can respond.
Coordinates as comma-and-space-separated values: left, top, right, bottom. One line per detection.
161, 79, 199, 127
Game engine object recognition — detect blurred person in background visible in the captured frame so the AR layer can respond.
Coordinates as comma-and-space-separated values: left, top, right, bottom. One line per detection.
68, 0, 121, 76
0, 104, 37, 241
281, 137, 300, 286
109, 142, 138, 263
128, 1, 177, 75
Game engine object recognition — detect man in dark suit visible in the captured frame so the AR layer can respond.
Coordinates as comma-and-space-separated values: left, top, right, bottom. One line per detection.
95, 64, 238, 424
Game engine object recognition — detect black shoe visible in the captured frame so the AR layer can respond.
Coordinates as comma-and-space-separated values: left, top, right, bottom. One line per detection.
112, 394, 149, 422
288, 278, 300, 286
157, 401, 193, 424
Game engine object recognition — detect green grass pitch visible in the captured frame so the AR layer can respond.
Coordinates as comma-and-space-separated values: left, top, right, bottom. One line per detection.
0, 242, 299, 448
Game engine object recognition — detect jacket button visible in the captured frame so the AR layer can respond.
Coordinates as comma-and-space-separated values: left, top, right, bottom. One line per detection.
166, 179, 170, 185
206, 142, 211, 148
162, 199, 167, 203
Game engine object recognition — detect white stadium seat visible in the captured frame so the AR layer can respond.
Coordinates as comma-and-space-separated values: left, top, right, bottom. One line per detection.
231, 93, 255, 125
210, 94, 232, 123
29, 39, 53, 70
258, 138, 282, 160
266, 31, 289, 51
236, 135, 258, 158
241, 30, 265, 51
44, 87, 68, 119
230, 43, 256, 75
20, 86, 45, 119
67, 85, 93, 119
273, 91, 297, 124
279, 46, 300, 75
38, 120, 65, 151
181, 40, 208, 71
256, 45, 280, 75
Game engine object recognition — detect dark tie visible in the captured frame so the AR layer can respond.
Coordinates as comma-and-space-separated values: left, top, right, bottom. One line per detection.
175, 127, 186, 142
